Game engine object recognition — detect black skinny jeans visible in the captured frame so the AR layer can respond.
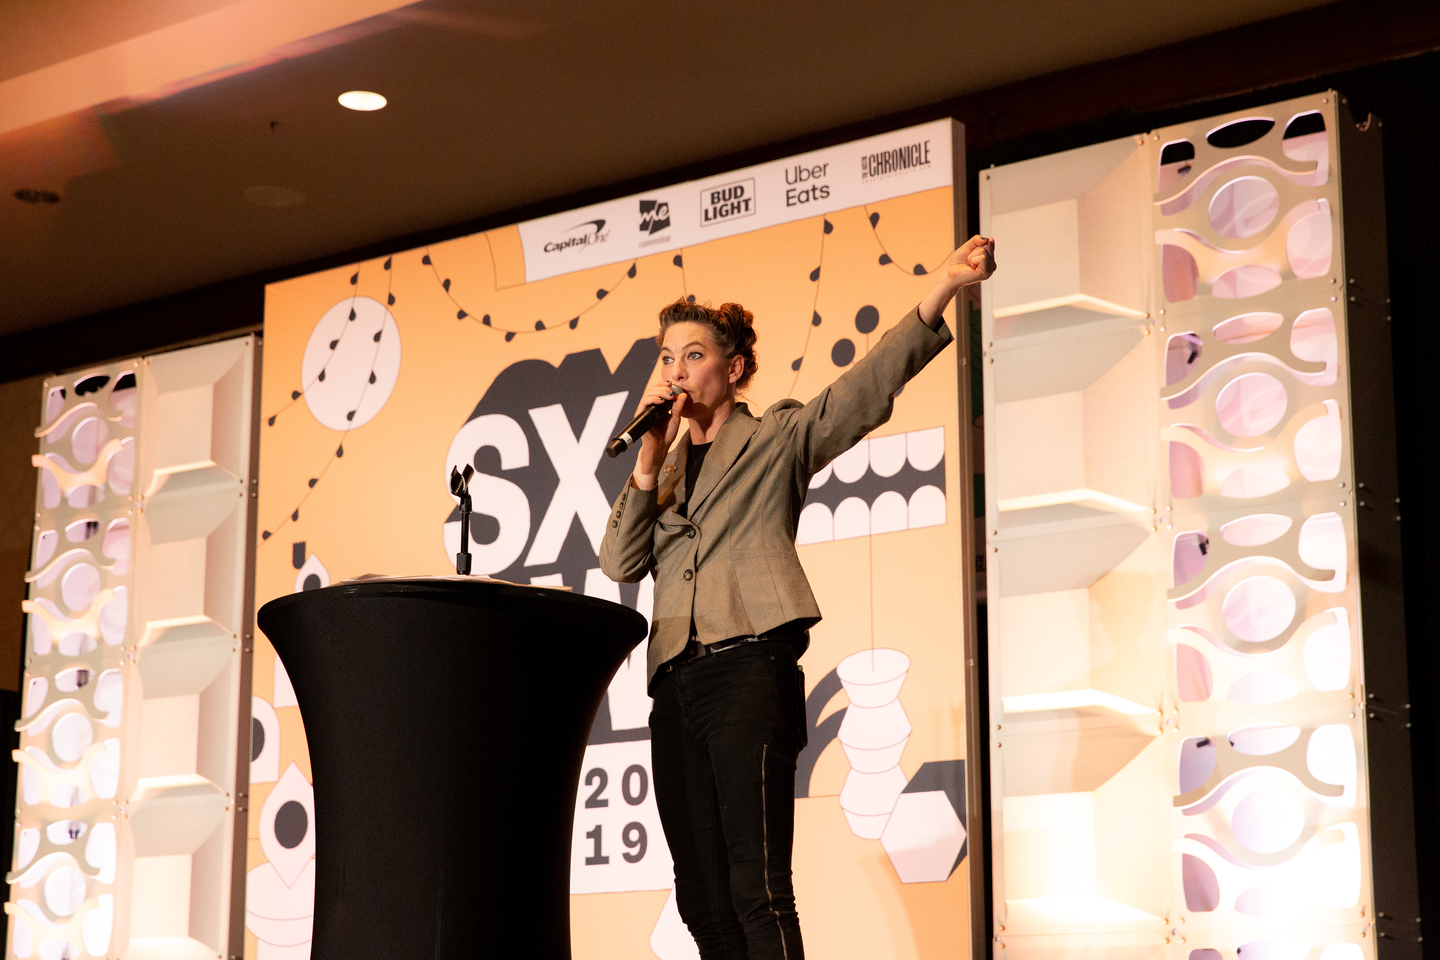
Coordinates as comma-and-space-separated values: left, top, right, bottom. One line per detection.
649, 640, 807, 960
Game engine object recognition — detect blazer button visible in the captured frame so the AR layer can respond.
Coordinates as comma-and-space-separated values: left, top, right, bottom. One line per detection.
682, 569, 693, 581
611, 520, 618, 528
686, 528, 696, 539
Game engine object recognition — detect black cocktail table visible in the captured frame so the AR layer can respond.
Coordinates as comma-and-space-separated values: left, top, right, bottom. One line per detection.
256, 578, 648, 959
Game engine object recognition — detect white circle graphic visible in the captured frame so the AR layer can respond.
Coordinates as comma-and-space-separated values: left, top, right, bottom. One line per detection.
1222, 575, 1296, 642
1209, 176, 1279, 239
301, 296, 401, 431
1215, 372, 1287, 437
1231, 786, 1305, 853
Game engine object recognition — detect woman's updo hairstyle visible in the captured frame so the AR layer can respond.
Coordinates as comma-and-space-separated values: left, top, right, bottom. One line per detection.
656, 298, 759, 390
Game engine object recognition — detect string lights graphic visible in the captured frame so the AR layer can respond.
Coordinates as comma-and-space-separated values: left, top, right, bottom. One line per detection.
424, 246, 649, 340
866, 206, 951, 276
259, 202, 950, 546
788, 207, 952, 394
260, 264, 397, 542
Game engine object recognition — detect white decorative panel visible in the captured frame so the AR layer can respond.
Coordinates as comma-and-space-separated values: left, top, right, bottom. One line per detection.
982, 94, 1375, 960
8, 337, 257, 960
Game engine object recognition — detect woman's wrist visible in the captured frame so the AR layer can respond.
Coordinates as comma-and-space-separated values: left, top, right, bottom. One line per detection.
918, 279, 962, 328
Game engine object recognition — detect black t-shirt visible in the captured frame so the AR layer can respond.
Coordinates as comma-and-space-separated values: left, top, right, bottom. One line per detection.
684, 440, 712, 506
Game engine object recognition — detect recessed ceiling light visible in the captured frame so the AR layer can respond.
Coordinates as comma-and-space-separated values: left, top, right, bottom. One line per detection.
338, 90, 386, 111
14, 188, 60, 204
244, 185, 305, 209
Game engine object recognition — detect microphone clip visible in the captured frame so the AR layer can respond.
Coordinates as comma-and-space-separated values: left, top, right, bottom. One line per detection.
449, 464, 475, 575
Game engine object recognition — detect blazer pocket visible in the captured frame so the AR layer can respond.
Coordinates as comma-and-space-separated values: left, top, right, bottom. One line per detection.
732, 551, 788, 626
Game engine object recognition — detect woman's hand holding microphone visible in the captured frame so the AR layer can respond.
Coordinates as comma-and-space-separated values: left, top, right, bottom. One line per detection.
630, 383, 686, 491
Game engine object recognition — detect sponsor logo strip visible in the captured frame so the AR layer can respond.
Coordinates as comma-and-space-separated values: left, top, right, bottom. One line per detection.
518, 119, 955, 282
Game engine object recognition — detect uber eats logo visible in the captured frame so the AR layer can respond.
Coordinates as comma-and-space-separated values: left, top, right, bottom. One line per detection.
443, 338, 659, 599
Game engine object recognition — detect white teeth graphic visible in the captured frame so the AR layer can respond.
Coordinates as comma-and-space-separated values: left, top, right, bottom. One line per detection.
907, 426, 945, 471
800, 427, 947, 544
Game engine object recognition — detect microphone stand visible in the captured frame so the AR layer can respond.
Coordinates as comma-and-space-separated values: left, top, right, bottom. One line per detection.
450, 465, 475, 575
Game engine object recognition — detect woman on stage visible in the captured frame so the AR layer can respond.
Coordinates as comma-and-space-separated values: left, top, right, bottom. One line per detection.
600, 235, 995, 960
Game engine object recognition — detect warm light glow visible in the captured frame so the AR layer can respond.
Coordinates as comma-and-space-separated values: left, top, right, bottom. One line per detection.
997, 488, 1150, 514
1001, 690, 1155, 716
991, 293, 1149, 320
338, 90, 387, 111
1007, 897, 1159, 923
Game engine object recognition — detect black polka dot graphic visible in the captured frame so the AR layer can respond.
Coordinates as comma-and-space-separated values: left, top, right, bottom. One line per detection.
303, 574, 321, 591
251, 717, 265, 762
791, 358, 803, 371
812, 312, 822, 326
832, 339, 856, 367
274, 800, 309, 849
855, 306, 879, 334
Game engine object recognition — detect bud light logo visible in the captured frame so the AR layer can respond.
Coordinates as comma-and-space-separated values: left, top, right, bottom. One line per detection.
700, 178, 755, 227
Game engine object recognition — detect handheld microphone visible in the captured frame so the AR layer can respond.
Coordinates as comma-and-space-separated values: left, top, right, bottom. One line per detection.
606, 385, 681, 458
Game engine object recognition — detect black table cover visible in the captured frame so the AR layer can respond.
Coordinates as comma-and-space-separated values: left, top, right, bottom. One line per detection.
256, 578, 648, 959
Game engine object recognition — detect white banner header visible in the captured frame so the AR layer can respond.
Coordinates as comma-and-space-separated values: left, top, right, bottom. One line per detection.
518, 119, 956, 282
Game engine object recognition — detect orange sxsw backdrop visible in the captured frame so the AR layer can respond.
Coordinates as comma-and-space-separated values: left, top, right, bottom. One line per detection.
251, 145, 976, 958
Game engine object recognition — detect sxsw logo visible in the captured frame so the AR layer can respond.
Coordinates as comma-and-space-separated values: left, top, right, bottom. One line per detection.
443, 340, 658, 597
638, 199, 670, 235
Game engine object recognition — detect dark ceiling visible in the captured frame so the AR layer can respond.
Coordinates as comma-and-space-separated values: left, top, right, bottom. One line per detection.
0, 0, 1345, 338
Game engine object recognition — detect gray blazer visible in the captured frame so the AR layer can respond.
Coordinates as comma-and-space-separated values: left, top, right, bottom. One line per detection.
599, 306, 954, 683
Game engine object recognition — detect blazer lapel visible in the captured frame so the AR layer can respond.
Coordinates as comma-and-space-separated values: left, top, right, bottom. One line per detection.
687, 403, 759, 516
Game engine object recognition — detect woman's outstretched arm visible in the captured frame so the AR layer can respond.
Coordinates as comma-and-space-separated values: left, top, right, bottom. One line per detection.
778, 235, 996, 472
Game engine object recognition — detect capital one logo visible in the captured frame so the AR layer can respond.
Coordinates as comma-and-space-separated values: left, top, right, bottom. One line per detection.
443, 338, 658, 602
